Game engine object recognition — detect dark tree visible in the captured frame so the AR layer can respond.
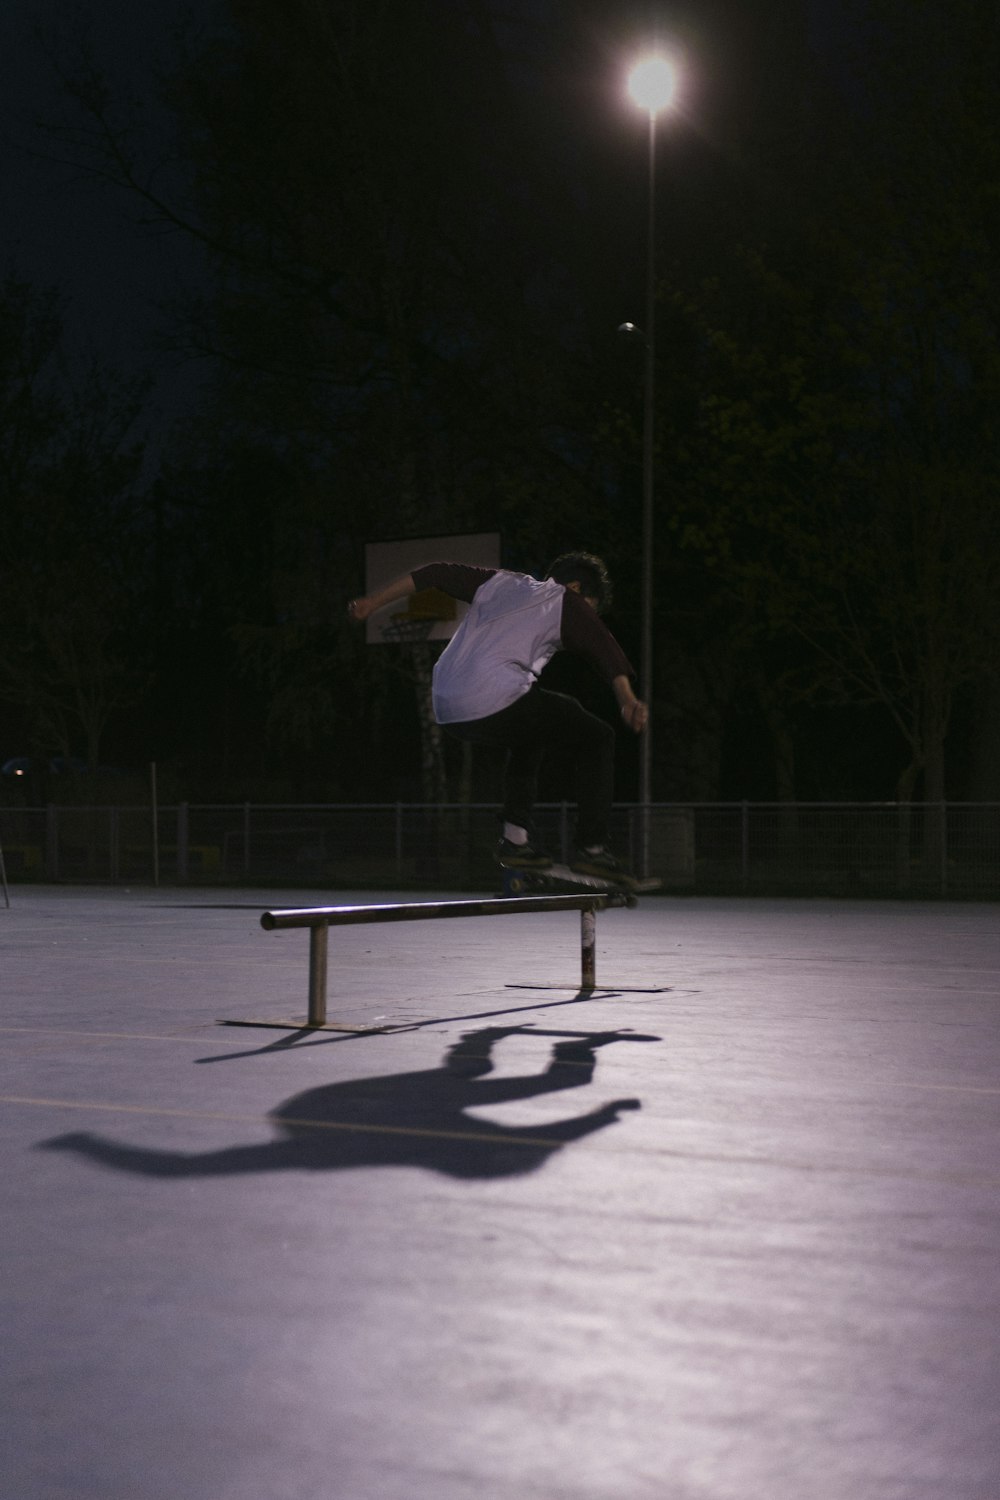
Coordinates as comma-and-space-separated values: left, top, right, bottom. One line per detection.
0, 275, 148, 771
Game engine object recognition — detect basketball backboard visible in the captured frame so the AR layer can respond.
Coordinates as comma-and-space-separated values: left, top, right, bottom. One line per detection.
364, 531, 501, 644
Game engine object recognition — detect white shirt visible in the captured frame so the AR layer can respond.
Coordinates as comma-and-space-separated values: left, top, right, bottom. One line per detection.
431, 571, 566, 723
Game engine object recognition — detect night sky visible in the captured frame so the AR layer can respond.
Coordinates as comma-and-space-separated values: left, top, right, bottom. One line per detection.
0, 0, 210, 441
0, 0, 849, 445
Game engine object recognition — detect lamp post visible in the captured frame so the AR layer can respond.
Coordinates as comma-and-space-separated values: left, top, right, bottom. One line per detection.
626, 55, 677, 875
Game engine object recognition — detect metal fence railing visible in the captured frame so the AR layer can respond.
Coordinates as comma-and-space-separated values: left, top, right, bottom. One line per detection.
0, 802, 998, 898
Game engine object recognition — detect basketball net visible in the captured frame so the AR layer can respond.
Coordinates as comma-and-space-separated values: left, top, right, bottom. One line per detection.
380, 615, 438, 645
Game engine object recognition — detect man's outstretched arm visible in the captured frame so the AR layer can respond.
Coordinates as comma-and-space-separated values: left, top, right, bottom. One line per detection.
348, 562, 494, 622
347, 574, 416, 623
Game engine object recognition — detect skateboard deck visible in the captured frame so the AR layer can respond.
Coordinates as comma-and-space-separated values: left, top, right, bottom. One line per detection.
500, 861, 661, 899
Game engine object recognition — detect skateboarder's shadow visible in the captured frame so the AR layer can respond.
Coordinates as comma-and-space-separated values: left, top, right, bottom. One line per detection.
37, 1027, 659, 1182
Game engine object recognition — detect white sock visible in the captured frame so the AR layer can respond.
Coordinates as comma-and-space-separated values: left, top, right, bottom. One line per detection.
503, 823, 529, 845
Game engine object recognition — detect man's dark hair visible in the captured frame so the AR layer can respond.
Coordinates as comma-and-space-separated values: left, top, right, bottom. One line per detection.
545, 552, 613, 613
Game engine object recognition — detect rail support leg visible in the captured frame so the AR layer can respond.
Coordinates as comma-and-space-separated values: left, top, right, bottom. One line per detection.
307, 921, 329, 1026
580, 906, 597, 990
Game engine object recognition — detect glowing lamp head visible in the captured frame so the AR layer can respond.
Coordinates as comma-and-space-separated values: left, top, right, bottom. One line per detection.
627, 56, 678, 116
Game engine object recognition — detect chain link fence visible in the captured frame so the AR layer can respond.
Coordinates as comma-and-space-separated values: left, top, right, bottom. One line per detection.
1, 802, 998, 897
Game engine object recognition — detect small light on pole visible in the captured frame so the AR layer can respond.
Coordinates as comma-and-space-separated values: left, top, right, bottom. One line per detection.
626, 54, 677, 875
627, 56, 677, 115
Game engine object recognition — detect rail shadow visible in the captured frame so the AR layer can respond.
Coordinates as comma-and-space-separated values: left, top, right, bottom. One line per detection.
203, 987, 640, 1064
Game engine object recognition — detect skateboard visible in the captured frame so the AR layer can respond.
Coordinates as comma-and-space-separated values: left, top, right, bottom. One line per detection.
499, 860, 661, 900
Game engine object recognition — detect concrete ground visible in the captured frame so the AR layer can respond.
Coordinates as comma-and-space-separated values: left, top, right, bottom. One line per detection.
2, 885, 999, 1500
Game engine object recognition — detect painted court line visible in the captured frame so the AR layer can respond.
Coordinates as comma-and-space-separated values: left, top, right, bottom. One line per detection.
2, 1027, 999, 1094
0, 1094, 567, 1149
0, 1025, 249, 1047
4, 1094, 1000, 1186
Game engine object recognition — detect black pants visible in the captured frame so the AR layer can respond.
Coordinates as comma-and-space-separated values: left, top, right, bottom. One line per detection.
444, 687, 616, 848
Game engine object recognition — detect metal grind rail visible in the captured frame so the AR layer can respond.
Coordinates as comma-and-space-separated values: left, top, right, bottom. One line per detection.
226, 892, 636, 1032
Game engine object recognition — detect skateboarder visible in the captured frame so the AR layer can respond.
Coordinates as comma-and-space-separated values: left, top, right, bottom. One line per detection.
348, 552, 648, 882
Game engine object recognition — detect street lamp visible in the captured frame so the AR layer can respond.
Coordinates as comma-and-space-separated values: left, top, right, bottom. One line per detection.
626, 54, 677, 874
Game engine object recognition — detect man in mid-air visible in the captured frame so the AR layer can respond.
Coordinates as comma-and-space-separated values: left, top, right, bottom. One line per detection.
349, 551, 648, 884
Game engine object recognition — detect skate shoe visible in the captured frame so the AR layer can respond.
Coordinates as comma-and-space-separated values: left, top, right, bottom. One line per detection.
569, 846, 634, 885
495, 838, 553, 870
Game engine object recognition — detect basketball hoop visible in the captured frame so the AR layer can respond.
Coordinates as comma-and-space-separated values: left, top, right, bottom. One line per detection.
380, 615, 439, 645
363, 534, 497, 646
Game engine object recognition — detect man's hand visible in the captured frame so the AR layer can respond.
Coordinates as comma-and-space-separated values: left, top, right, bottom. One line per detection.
620, 698, 648, 734
347, 597, 373, 623
611, 674, 648, 733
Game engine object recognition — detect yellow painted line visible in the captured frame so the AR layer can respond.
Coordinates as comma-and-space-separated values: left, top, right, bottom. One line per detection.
887, 1081, 1000, 1096
2, 1027, 998, 1096
4, 1020, 998, 1102
0, 1025, 607, 1067
4, 1093, 1000, 1186
0, 1025, 249, 1047
0, 1094, 566, 1149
